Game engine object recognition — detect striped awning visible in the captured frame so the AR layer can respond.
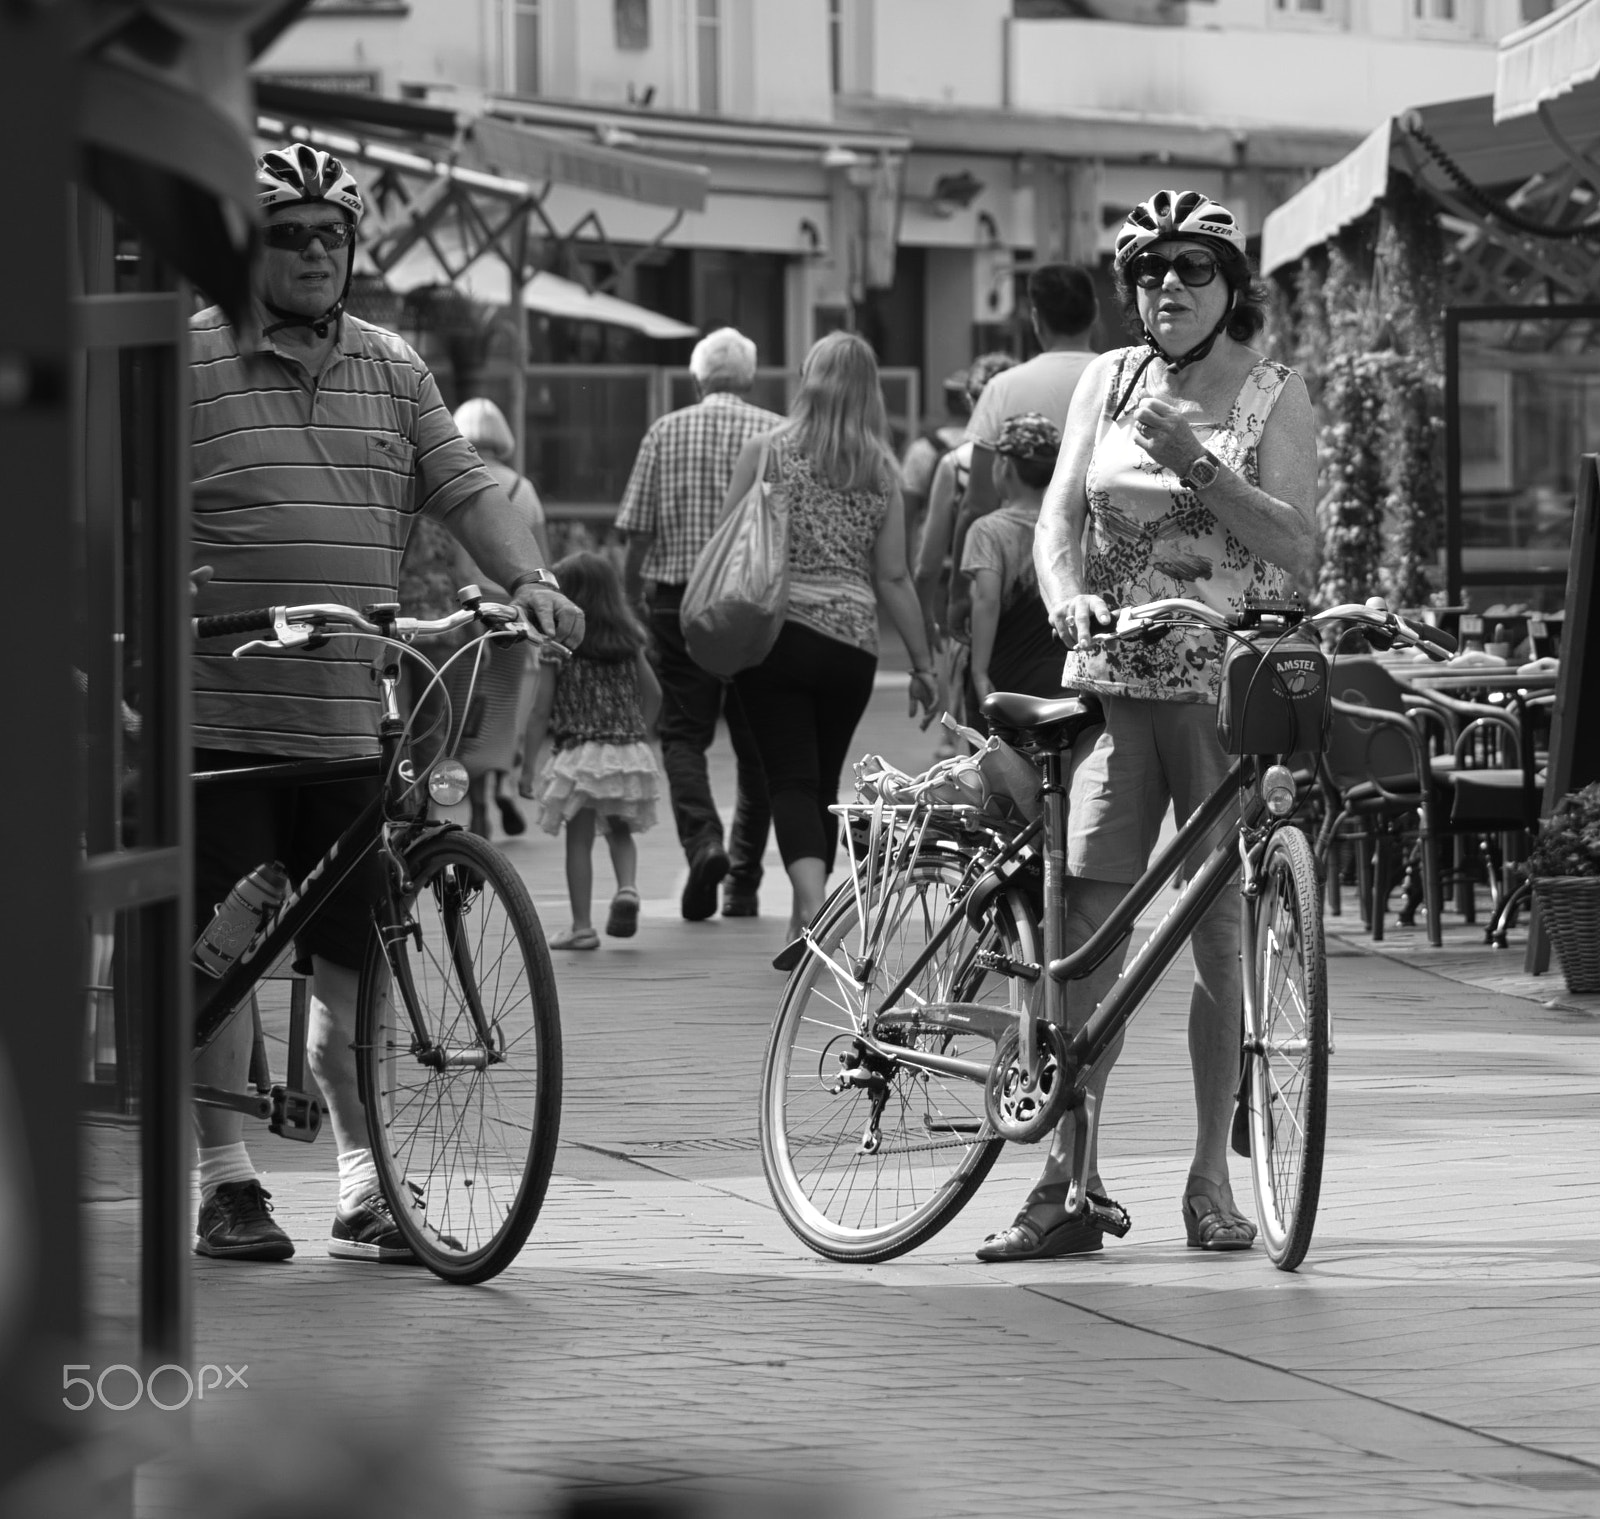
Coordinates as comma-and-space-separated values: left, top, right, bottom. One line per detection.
1494, 0, 1600, 122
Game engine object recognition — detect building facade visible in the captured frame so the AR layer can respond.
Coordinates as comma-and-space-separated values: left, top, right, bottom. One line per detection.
255, 0, 1552, 502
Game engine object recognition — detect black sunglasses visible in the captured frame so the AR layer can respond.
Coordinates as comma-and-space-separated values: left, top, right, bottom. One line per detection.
262, 220, 354, 253
1128, 250, 1220, 290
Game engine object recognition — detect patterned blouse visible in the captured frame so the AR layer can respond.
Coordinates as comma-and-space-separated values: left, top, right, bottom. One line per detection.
772, 438, 892, 655
549, 651, 647, 751
1061, 348, 1296, 705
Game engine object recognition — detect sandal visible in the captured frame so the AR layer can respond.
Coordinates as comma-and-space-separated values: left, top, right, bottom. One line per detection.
975, 1182, 1130, 1262
548, 927, 600, 951
605, 888, 640, 938
1182, 1174, 1257, 1251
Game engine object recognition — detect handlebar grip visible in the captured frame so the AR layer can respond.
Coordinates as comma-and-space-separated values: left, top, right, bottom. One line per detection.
194, 608, 275, 638
1400, 617, 1457, 655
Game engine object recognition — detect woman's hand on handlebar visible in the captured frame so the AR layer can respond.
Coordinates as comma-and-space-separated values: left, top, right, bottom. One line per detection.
512, 585, 586, 650
1048, 593, 1115, 649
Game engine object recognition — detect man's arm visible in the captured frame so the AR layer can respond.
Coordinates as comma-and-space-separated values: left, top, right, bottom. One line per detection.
447, 483, 584, 646
623, 532, 655, 611
1035, 353, 1117, 646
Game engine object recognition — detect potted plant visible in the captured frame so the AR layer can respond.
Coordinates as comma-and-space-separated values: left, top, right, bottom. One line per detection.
1530, 781, 1600, 994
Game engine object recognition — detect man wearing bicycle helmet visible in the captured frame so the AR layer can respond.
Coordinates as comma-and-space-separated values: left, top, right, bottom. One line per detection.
975, 189, 1316, 1263
188, 144, 584, 1265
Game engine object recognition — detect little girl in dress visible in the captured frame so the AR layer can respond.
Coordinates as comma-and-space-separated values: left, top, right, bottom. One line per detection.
519, 551, 662, 950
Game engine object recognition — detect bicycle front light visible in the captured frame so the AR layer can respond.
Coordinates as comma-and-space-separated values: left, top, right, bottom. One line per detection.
428, 759, 470, 807
1261, 764, 1297, 817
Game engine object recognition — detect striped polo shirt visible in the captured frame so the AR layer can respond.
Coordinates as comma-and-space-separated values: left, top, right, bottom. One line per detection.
190, 307, 497, 758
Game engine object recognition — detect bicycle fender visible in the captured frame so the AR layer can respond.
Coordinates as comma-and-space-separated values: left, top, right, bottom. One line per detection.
963, 854, 1041, 930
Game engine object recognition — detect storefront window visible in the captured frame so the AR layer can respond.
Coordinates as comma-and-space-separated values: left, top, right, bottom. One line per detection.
696, 0, 720, 114
512, 0, 541, 96
1448, 306, 1600, 610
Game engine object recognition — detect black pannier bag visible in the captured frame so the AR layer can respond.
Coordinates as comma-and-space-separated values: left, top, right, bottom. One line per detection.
1215, 626, 1330, 756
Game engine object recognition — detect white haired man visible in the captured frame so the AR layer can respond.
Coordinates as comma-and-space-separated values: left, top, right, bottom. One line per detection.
619, 328, 779, 919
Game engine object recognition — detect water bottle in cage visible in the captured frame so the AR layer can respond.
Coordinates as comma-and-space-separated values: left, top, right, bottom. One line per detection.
193, 862, 290, 978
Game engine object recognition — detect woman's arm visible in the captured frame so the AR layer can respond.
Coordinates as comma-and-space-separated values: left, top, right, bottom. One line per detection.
1035, 352, 1119, 646
1129, 370, 1316, 577
872, 479, 939, 726
966, 568, 1002, 701
635, 650, 662, 732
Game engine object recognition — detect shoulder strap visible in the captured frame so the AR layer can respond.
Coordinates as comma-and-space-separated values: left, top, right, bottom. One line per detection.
1227, 360, 1294, 451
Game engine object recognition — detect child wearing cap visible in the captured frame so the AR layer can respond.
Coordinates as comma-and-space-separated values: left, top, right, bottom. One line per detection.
959, 412, 1067, 725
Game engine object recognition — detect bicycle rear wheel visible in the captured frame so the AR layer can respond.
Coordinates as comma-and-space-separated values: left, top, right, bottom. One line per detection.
357, 828, 561, 1284
1244, 825, 1328, 1271
760, 848, 1035, 1262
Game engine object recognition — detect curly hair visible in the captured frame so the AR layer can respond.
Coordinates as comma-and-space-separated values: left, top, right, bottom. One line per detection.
1114, 239, 1269, 348
553, 550, 646, 663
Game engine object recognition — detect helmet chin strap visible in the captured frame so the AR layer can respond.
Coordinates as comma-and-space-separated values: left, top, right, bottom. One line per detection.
261, 236, 356, 341
1110, 291, 1236, 421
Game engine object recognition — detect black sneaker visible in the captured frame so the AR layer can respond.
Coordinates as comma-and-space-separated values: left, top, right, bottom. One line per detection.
681, 842, 729, 921
194, 1179, 295, 1261
327, 1185, 461, 1264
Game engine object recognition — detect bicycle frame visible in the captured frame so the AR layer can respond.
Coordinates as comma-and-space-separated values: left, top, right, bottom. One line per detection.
847, 747, 1287, 1159
193, 641, 444, 1054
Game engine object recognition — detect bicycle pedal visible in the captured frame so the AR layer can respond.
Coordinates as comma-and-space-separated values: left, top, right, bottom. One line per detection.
269, 1085, 323, 1143
1087, 1196, 1132, 1238
974, 949, 1040, 982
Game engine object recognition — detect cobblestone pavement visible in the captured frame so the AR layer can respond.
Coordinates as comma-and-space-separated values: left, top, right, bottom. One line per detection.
123, 681, 1600, 1518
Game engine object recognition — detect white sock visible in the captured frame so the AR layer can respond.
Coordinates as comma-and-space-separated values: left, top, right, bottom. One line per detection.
337, 1148, 380, 1214
196, 1142, 256, 1203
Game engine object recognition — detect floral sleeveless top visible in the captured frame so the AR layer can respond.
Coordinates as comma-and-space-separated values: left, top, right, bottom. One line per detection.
549, 651, 647, 751
773, 438, 891, 655
1061, 348, 1296, 705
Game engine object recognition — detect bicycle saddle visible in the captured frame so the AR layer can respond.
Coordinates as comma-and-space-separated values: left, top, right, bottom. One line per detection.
981, 692, 1104, 750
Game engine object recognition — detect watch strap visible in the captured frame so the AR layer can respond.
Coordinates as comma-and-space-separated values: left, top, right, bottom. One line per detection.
506, 568, 560, 595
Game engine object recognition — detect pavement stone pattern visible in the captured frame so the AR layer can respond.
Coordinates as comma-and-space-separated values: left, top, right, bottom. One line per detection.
90, 680, 1600, 1518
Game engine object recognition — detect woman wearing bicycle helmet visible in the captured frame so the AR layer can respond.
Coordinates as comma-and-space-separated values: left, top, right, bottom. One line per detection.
974, 190, 1316, 1263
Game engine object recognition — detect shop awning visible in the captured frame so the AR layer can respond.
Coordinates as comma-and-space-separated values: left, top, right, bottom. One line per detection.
255, 81, 709, 212
1260, 85, 1600, 273
1494, 0, 1600, 121
77, 0, 307, 321
380, 241, 698, 341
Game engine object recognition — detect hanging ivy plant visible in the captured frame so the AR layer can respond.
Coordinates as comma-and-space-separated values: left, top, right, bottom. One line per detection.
1316, 349, 1389, 606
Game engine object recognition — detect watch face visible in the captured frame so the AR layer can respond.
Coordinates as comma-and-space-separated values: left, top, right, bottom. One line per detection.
1188, 455, 1220, 489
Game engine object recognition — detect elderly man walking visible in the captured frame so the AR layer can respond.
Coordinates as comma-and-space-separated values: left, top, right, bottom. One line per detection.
619, 328, 781, 920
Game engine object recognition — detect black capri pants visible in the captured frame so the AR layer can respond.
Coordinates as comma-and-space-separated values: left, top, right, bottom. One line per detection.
732, 621, 876, 871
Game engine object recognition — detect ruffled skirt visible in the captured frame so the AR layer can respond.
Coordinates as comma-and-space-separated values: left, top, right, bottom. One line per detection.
534, 740, 661, 836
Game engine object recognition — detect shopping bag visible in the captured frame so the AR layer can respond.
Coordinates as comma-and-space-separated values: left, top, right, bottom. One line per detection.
679, 439, 789, 677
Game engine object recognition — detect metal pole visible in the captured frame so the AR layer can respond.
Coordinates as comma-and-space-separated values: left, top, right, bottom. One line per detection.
508, 204, 530, 480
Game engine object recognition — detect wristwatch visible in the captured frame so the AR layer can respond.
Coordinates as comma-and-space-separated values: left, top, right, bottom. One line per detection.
1181, 451, 1223, 492
506, 567, 561, 595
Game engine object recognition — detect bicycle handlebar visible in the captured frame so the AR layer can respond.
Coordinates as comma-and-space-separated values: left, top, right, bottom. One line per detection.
1091, 596, 1456, 662
193, 590, 571, 659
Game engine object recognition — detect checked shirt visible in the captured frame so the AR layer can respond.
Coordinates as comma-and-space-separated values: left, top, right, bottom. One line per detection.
616, 391, 786, 585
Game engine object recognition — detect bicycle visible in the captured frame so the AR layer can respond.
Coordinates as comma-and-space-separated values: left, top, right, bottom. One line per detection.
189, 589, 564, 1284
759, 596, 1455, 1271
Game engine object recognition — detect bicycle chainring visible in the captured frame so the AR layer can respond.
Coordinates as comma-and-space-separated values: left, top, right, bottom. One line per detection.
983, 1021, 1072, 1143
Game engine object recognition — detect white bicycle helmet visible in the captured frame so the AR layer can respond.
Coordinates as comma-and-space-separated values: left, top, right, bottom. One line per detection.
256, 144, 365, 225
1113, 190, 1244, 268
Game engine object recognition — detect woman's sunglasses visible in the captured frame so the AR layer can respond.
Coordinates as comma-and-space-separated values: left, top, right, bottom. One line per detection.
262, 220, 355, 253
1128, 250, 1220, 289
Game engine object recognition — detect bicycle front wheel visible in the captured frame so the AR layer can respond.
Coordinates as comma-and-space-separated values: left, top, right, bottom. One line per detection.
760, 848, 1035, 1262
1244, 825, 1328, 1272
358, 828, 561, 1284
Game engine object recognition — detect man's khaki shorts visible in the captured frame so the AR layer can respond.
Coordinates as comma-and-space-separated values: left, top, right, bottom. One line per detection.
1065, 696, 1236, 885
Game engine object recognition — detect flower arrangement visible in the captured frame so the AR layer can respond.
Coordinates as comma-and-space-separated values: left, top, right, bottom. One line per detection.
1529, 782, 1600, 880
1530, 782, 1600, 995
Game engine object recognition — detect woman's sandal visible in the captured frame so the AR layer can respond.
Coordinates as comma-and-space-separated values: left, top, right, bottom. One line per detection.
548, 927, 600, 951
605, 888, 640, 938
1181, 1174, 1257, 1252
975, 1182, 1131, 1262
